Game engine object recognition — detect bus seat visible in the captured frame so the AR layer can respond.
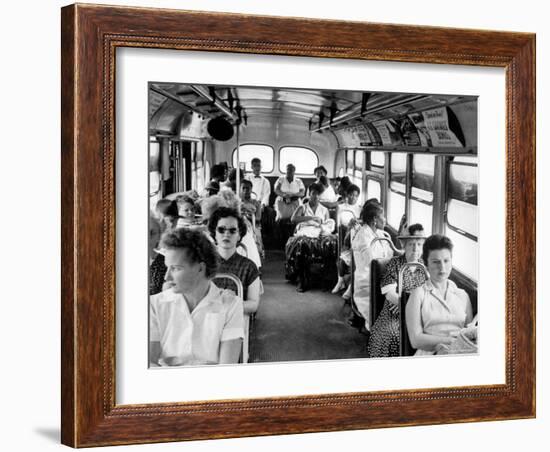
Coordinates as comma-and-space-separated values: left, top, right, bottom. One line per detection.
370, 258, 391, 325
212, 273, 250, 364
399, 292, 416, 356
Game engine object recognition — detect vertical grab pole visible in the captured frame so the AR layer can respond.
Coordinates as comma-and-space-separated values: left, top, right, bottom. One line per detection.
235, 124, 240, 198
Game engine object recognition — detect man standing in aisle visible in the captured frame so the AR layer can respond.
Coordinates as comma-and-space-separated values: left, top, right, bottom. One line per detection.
247, 157, 271, 208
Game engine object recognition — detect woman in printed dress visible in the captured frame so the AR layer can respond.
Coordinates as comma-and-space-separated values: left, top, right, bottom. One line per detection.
367, 224, 428, 357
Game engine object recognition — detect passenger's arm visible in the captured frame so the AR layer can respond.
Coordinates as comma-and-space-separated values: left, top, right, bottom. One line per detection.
149, 296, 162, 366
261, 180, 271, 206
243, 276, 261, 315
274, 179, 286, 198
219, 296, 245, 364
219, 338, 243, 364
291, 205, 320, 224
405, 289, 454, 352
464, 292, 474, 324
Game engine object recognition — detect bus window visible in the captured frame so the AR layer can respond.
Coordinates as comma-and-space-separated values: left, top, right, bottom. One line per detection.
232, 144, 274, 172
366, 178, 381, 203
280, 146, 318, 175
410, 154, 435, 234
369, 151, 385, 170
149, 140, 161, 210
346, 149, 354, 176
204, 160, 210, 183
387, 153, 407, 229
445, 157, 478, 280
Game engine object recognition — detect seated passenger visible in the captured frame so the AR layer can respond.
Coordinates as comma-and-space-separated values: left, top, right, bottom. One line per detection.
317, 175, 339, 207
367, 224, 428, 357
175, 195, 198, 228
149, 228, 244, 366
150, 198, 180, 295
405, 234, 473, 355
240, 179, 264, 259
285, 183, 337, 292
208, 207, 261, 315
348, 202, 393, 332
201, 191, 262, 271
332, 184, 362, 294
223, 168, 245, 192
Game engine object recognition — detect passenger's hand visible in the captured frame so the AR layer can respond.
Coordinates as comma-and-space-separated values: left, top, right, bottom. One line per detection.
348, 218, 358, 229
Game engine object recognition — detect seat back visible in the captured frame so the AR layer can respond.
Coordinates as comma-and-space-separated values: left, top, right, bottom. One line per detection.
370, 258, 391, 325
212, 273, 250, 363
399, 292, 416, 356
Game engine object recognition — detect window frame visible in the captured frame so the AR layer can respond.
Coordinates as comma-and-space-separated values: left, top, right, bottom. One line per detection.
232, 143, 275, 173
444, 158, 479, 242
278, 145, 319, 176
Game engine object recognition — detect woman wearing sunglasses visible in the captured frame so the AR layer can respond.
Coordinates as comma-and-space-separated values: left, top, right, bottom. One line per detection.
208, 207, 261, 315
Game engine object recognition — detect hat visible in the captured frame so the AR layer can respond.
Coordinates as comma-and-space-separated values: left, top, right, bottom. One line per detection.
398, 225, 427, 241
204, 180, 220, 192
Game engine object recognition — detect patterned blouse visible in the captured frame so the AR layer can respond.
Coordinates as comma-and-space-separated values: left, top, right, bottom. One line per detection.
381, 254, 427, 293
215, 252, 260, 300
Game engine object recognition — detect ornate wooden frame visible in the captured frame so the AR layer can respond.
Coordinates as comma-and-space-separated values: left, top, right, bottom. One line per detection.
61, 3, 536, 447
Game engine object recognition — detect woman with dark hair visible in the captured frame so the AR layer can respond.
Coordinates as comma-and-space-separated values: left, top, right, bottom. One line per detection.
285, 183, 336, 292
348, 202, 393, 331
208, 207, 261, 315
405, 234, 473, 355
150, 198, 181, 295
367, 224, 429, 357
149, 228, 244, 366
155, 198, 180, 232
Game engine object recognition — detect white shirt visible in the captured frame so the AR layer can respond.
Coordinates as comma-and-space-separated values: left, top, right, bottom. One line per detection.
338, 202, 361, 226
246, 173, 271, 206
150, 283, 244, 366
319, 184, 338, 203
275, 176, 305, 196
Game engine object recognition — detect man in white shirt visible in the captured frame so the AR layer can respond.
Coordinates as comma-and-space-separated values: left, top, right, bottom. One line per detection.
149, 228, 244, 366
246, 157, 271, 207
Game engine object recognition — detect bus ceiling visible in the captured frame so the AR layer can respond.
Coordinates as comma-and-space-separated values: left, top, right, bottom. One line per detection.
148, 83, 477, 154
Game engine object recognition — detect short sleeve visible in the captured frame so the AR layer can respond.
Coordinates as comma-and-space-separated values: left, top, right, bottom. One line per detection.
221, 293, 245, 341
243, 259, 260, 287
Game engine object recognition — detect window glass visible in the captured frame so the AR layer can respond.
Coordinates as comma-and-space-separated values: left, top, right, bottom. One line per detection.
204, 160, 210, 181
445, 227, 479, 281
279, 146, 319, 175
370, 151, 385, 168
447, 199, 478, 237
390, 153, 407, 185
366, 179, 381, 204
232, 144, 274, 173
387, 191, 405, 230
346, 150, 354, 170
354, 150, 364, 170
338, 167, 344, 178
449, 161, 478, 204
409, 200, 433, 235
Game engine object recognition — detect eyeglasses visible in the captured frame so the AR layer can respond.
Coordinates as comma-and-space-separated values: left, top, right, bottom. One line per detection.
216, 226, 238, 235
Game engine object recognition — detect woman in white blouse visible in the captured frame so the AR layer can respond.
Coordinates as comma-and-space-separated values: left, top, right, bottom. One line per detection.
405, 234, 473, 355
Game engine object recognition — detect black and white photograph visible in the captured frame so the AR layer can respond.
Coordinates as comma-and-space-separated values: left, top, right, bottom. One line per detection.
148, 83, 479, 367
